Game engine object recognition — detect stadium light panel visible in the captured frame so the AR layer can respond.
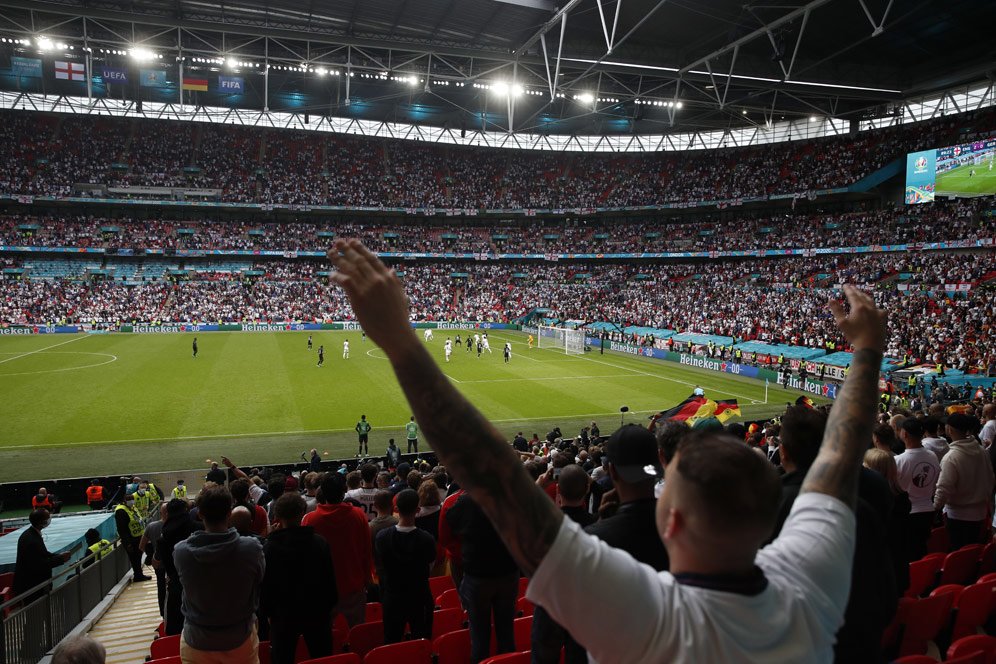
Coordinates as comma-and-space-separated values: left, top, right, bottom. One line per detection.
226, 58, 237, 68
36, 36, 54, 51
492, 81, 510, 96
577, 93, 594, 104
129, 47, 156, 62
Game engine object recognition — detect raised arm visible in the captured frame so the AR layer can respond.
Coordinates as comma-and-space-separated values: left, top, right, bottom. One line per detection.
328, 239, 563, 575
800, 285, 888, 509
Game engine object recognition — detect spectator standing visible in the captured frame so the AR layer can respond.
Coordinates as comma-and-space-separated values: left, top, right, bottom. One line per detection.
139, 503, 169, 616
863, 449, 912, 595
446, 493, 519, 663
771, 406, 826, 537
921, 418, 949, 461
302, 472, 372, 627
158, 499, 201, 636
344, 463, 379, 521
376, 489, 436, 643
114, 494, 151, 582
981, 403, 996, 448
386, 439, 401, 468
205, 462, 227, 485
12, 510, 71, 602
261, 493, 337, 664
934, 413, 994, 550
895, 418, 940, 560
174, 485, 265, 663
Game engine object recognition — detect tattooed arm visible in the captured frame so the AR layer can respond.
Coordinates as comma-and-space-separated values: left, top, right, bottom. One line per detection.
800, 285, 888, 510
328, 239, 563, 575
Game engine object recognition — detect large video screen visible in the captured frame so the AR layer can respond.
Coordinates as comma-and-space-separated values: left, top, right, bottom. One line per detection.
906, 137, 996, 204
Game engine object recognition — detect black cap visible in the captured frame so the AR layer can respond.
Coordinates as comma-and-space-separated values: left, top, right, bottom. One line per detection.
946, 413, 979, 434
604, 425, 662, 484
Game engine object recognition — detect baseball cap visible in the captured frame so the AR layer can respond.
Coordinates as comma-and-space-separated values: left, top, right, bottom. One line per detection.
604, 425, 662, 484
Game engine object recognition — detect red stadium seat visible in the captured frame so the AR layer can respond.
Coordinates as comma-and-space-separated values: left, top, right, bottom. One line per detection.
332, 627, 349, 654
980, 542, 996, 576
513, 616, 532, 652
299, 655, 361, 664
362, 639, 432, 664
431, 607, 467, 640
149, 634, 180, 660
481, 653, 531, 664
364, 602, 383, 623
517, 577, 529, 599
429, 575, 455, 598
146, 658, 182, 664
155, 621, 165, 638
908, 555, 946, 598
897, 592, 957, 657
980, 573, 996, 585
259, 640, 271, 664
952, 581, 996, 641
929, 583, 965, 600
434, 628, 498, 664
941, 545, 984, 586
515, 596, 534, 617
334, 613, 349, 632
928, 527, 950, 554
345, 621, 384, 660
892, 657, 940, 664
948, 635, 996, 664
435, 588, 462, 610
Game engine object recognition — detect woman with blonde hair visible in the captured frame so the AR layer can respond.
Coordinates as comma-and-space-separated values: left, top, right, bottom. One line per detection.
864, 448, 912, 594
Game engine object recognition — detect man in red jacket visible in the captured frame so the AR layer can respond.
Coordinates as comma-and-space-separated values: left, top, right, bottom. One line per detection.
303, 472, 372, 627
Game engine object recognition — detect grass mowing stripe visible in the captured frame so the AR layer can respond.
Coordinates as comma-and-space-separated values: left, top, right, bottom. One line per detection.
0, 334, 87, 365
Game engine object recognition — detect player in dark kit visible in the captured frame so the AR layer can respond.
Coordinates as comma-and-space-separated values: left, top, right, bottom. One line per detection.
504, 342, 511, 364
477, 340, 483, 357
466, 337, 472, 352
317, 345, 324, 367
355, 415, 371, 456
192, 337, 198, 358
455, 334, 462, 346
307, 335, 313, 350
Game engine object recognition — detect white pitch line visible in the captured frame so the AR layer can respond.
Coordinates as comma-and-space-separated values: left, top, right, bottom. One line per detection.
0, 335, 88, 365
457, 374, 639, 384
0, 351, 118, 377
0, 408, 667, 450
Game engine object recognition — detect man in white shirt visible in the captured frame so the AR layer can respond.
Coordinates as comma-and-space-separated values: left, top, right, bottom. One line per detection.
327, 239, 887, 664
934, 413, 994, 551
895, 418, 940, 560
921, 417, 949, 460
344, 463, 379, 522
980, 404, 996, 448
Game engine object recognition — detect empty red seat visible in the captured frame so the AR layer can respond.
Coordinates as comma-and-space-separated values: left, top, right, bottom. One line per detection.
434, 629, 473, 664
364, 602, 382, 623
332, 627, 349, 654
149, 634, 181, 660
345, 621, 384, 660
513, 616, 532, 652
436, 588, 462, 610
363, 639, 431, 664
481, 653, 531, 664
898, 592, 958, 657
929, 583, 965, 600
908, 555, 946, 598
146, 658, 182, 664
892, 656, 941, 664
980, 542, 996, 576
941, 545, 984, 586
429, 575, 455, 598
953, 581, 996, 641
948, 634, 996, 664
516, 596, 534, 617
299, 655, 361, 664
431, 607, 467, 640
517, 577, 529, 599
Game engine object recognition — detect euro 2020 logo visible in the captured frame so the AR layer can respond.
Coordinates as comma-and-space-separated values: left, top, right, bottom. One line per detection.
914, 156, 927, 172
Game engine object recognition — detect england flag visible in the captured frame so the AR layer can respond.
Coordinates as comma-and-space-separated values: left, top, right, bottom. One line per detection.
55, 61, 86, 81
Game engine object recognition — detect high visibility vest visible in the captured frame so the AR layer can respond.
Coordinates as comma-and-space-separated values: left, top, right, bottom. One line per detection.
146, 484, 161, 503
908, 376, 916, 388
115, 504, 144, 538
88, 539, 112, 560
133, 491, 152, 516
172, 485, 187, 499
86, 485, 104, 504
32, 495, 53, 510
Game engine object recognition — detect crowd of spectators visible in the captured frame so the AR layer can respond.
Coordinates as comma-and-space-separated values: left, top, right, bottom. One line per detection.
0, 198, 989, 254
2, 106, 994, 207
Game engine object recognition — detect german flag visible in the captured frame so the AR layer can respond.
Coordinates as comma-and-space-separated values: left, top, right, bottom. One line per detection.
182, 77, 208, 91
654, 394, 741, 427
795, 395, 814, 408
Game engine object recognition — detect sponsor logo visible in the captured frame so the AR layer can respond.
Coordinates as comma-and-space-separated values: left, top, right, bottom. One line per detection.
133, 325, 196, 333
243, 324, 288, 332
341, 322, 363, 331
0, 327, 33, 335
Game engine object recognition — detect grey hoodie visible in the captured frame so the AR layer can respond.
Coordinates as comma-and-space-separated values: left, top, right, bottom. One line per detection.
174, 528, 265, 651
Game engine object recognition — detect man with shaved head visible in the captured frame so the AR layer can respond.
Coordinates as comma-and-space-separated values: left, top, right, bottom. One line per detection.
327, 239, 886, 663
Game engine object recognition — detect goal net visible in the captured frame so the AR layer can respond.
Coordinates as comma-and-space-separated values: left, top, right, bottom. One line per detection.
537, 325, 586, 355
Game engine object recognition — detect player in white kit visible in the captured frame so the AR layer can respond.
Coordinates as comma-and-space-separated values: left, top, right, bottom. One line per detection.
445, 338, 453, 362
424, 328, 433, 341
482, 333, 492, 354
343, 339, 350, 359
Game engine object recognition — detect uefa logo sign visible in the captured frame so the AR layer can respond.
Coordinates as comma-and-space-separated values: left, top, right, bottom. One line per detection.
915, 156, 927, 170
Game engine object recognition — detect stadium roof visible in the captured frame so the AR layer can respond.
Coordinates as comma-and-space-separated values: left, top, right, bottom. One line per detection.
0, 0, 993, 136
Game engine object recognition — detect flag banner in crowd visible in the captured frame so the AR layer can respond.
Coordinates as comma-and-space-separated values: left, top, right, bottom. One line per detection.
218, 75, 244, 93
796, 396, 814, 408
54, 61, 86, 81
182, 77, 208, 91
100, 67, 128, 83
140, 69, 167, 87
11, 56, 42, 78
653, 394, 741, 428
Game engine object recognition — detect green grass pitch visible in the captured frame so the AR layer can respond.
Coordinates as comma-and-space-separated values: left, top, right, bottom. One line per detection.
0, 330, 817, 481
935, 160, 996, 197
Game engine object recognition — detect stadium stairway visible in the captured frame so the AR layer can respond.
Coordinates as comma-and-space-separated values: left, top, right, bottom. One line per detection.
87, 566, 161, 664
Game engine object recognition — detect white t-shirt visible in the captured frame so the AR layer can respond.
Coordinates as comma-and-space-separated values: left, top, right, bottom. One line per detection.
981, 420, 996, 448
527, 492, 855, 664
895, 447, 941, 513
344, 487, 378, 521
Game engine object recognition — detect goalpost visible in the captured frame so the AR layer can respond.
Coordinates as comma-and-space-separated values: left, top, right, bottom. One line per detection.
537, 325, 586, 355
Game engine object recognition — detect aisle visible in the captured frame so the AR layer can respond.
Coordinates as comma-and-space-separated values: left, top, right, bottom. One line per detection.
87, 567, 161, 664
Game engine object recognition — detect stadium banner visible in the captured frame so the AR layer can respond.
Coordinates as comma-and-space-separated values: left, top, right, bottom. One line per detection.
585, 337, 839, 399
99, 67, 128, 83
218, 76, 244, 93
112, 322, 521, 334
139, 69, 168, 87
0, 325, 80, 334
10, 56, 42, 78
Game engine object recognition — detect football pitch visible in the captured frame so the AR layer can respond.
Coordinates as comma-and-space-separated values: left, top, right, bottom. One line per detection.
936, 160, 996, 197
0, 330, 813, 481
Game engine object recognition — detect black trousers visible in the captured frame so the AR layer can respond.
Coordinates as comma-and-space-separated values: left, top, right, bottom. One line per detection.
164, 579, 184, 635
382, 592, 433, 643
946, 518, 983, 551
907, 511, 934, 561
269, 614, 333, 664
124, 542, 143, 577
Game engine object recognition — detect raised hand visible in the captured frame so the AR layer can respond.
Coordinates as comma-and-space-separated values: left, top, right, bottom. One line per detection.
327, 239, 418, 359
828, 285, 888, 352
